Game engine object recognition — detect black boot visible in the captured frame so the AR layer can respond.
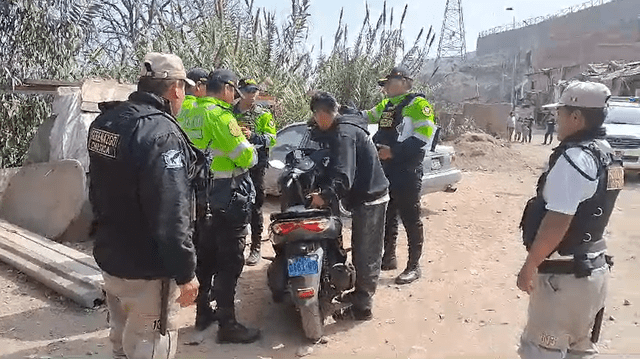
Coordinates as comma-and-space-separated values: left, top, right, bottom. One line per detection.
381, 236, 397, 271
246, 242, 261, 266
395, 265, 421, 285
195, 302, 218, 331
217, 307, 261, 344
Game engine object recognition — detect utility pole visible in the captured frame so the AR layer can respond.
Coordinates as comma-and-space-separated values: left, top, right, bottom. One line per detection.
436, 0, 467, 62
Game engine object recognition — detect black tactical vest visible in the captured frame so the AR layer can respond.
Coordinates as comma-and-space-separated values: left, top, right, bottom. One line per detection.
372, 93, 423, 147
520, 137, 623, 275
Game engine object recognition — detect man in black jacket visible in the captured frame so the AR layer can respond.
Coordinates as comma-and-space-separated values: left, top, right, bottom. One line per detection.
88, 52, 200, 359
309, 92, 389, 321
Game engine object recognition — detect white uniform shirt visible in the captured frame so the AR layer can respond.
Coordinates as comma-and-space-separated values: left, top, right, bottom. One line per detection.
507, 116, 516, 128
543, 147, 599, 216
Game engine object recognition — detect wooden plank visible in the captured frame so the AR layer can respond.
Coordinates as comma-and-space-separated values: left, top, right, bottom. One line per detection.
0, 221, 104, 308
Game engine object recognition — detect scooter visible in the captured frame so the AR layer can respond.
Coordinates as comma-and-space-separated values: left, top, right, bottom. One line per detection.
267, 148, 355, 341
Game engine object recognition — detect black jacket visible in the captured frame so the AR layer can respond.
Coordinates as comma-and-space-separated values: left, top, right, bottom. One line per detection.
311, 115, 389, 209
88, 91, 201, 284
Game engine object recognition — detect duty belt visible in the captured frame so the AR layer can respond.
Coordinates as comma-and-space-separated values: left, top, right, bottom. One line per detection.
538, 253, 611, 278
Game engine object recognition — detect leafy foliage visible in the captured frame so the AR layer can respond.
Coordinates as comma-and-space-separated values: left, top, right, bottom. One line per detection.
0, 0, 435, 168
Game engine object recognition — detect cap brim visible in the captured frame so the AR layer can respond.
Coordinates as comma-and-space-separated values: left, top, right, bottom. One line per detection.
240, 85, 260, 93
377, 79, 388, 86
541, 103, 562, 109
184, 78, 195, 87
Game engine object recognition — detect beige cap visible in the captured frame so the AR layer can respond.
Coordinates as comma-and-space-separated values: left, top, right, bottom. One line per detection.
546, 81, 611, 109
139, 52, 195, 86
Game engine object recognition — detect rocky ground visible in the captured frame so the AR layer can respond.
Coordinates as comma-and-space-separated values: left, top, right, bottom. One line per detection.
1, 133, 640, 359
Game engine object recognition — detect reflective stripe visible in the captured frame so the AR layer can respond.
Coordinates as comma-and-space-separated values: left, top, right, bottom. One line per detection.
212, 168, 248, 179
207, 104, 217, 111
265, 133, 277, 148
364, 193, 390, 206
249, 147, 258, 167
208, 148, 225, 157
228, 141, 253, 161
414, 121, 433, 128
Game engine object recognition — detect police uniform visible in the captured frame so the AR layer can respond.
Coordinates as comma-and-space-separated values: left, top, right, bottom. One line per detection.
368, 67, 436, 284
89, 53, 200, 359
233, 81, 277, 264
518, 82, 623, 358
177, 69, 260, 343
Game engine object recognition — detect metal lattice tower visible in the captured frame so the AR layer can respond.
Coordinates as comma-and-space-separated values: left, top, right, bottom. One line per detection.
436, 0, 467, 61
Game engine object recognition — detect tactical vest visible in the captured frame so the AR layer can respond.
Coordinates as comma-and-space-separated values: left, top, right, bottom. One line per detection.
372, 93, 423, 147
520, 137, 623, 276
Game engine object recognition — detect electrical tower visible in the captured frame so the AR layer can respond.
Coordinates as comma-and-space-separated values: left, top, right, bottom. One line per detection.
436, 0, 467, 62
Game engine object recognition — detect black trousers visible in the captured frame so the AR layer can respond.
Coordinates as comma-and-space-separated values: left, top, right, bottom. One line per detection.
195, 211, 248, 310
383, 167, 424, 268
249, 165, 266, 250
351, 201, 387, 311
543, 132, 554, 145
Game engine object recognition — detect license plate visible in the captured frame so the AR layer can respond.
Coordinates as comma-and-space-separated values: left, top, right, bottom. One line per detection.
287, 255, 319, 277
431, 158, 442, 170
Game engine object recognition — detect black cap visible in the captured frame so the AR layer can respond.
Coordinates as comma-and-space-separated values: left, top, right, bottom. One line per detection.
238, 78, 260, 93
378, 66, 413, 86
207, 69, 238, 88
186, 68, 209, 85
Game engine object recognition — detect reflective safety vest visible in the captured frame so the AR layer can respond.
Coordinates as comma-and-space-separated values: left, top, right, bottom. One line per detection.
234, 105, 277, 148
367, 93, 436, 146
177, 96, 257, 178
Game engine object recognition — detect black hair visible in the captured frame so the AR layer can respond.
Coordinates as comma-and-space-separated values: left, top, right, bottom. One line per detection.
310, 91, 338, 113
137, 77, 180, 97
563, 106, 606, 130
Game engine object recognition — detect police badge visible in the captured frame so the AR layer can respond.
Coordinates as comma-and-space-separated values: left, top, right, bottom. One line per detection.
229, 121, 243, 137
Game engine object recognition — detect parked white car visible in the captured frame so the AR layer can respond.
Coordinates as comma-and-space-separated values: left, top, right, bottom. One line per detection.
264, 122, 462, 196
603, 96, 640, 171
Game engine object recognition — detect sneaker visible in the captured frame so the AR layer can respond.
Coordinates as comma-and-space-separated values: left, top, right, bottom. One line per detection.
332, 305, 373, 321
246, 248, 261, 266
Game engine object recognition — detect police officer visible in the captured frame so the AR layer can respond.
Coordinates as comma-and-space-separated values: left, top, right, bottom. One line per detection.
88, 52, 200, 359
517, 81, 623, 358
308, 92, 389, 321
234, 78, 277, 266
367, 66, 436, 285
181, 67, 209, 112
178, 69, 260, 344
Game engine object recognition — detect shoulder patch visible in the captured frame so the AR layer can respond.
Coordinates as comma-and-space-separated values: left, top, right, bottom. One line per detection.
229, 121, 243, 137
268, 120, 275, 128
422, 106, 432, 116
162, 149, 185, 169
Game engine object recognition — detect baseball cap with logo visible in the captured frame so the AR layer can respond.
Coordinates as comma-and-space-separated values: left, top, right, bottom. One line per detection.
186, 68, 209, 85
378, 66, 413, 86
546, 81, 611, 109
207, 69, 242, 98
140, 52, 195, 86
239, 78, 260, 93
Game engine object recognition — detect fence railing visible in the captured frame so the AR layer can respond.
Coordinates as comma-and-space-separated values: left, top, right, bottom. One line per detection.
478, 0, 612, 38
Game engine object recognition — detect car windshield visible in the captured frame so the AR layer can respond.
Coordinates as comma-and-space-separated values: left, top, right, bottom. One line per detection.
605, 106, 640, 125
276, 125, 306, 147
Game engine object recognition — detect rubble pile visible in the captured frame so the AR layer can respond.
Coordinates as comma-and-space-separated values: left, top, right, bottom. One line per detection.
449, 132, 521, 172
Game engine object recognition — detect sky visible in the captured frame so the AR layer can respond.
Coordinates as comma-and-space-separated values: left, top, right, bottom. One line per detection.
250, 0, 599, 55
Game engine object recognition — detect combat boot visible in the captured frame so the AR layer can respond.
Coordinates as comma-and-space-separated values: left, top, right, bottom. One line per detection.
246, 247, 261, 266
194, 302, 218, 331
216, 307, 261, 344
380, 236, 398, 271
395, 265, 421, 285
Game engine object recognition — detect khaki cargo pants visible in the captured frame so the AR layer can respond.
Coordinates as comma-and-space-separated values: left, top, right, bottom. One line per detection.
103, 273, 181, 359
518, 266, 609, 359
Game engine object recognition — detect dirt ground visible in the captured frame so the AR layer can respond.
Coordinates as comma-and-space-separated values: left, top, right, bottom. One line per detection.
1, 133, 640, 359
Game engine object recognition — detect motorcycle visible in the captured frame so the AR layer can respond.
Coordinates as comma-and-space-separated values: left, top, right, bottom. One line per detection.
267, 148, 355, 341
